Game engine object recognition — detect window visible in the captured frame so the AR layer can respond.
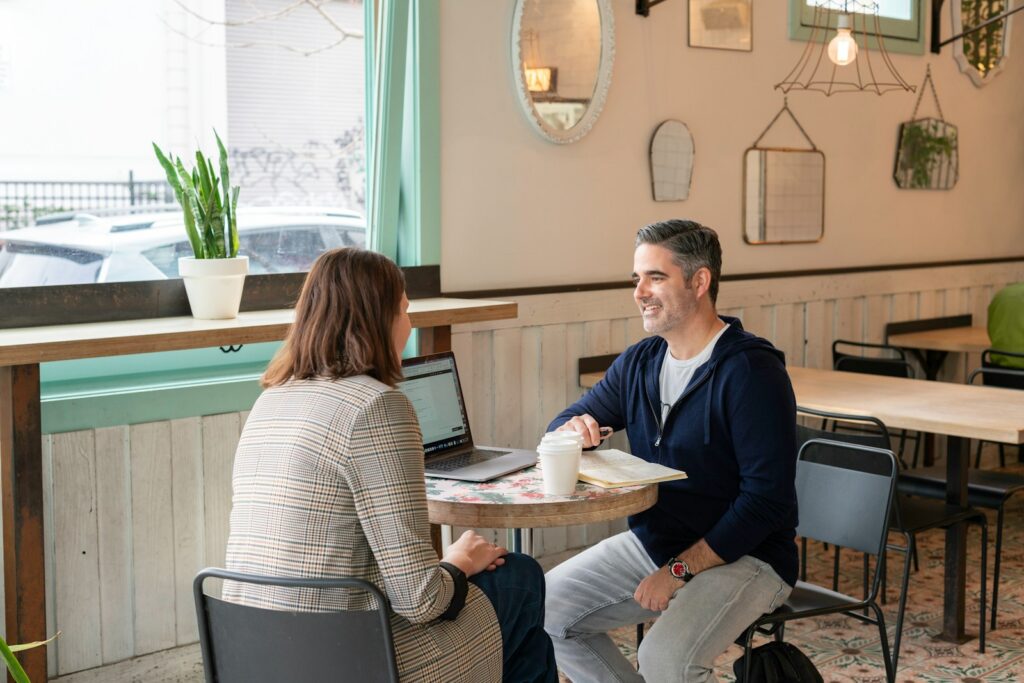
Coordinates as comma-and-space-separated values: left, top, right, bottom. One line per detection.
789, 0, 924, 55
0, 0, 367, 289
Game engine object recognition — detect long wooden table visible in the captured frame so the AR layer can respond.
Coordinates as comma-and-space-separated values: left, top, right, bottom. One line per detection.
790, 366, 1023, 642
0, 297, 517, 682
580, 364, 1024, 642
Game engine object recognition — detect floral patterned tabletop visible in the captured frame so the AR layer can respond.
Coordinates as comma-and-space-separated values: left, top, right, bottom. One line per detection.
425, 465, 649, 506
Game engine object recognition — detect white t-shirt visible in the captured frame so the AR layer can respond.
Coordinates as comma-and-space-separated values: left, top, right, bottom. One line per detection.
659, 325, 730, 423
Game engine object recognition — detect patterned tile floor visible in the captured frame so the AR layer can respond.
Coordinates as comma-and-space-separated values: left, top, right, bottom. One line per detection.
567, 451, 1024, 682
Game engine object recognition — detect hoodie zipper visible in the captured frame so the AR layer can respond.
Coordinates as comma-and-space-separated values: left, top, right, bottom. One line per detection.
647, 362, 714, 448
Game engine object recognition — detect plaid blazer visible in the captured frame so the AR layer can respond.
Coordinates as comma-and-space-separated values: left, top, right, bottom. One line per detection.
223, 375, 502, 682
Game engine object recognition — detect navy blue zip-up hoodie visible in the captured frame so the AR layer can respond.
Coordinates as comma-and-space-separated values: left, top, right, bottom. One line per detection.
549, 316, 799, 586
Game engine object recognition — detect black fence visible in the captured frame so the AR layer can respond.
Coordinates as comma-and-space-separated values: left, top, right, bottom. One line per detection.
0, 173, 174, 231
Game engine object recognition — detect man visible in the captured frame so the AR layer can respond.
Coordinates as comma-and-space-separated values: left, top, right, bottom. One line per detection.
544, 220, 798, 683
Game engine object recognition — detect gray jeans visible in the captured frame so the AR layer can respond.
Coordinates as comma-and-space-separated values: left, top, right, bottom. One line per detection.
544, 531, 791, 683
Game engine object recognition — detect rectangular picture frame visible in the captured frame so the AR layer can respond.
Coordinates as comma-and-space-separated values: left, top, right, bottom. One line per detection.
689, 0, 753, 52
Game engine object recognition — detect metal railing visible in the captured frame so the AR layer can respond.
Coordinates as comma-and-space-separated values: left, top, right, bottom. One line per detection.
0, 173, 174, 231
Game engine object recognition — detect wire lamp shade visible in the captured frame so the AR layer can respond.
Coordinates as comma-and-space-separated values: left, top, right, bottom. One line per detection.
777, 0, 916, 96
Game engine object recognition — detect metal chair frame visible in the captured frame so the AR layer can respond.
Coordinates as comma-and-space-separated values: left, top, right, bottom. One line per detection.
796, 407, 987, 672
194, 568, 400, 683
739, 436, 899, 683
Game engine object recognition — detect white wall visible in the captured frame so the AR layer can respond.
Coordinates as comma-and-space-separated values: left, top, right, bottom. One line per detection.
439, 0, 1024, 292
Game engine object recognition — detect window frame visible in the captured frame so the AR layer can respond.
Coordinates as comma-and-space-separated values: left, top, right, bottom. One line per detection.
788, 0, 926, 55
1, 1, 442, 433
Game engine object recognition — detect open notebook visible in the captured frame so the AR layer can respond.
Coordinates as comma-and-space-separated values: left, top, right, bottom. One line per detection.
579, 449, 687, 488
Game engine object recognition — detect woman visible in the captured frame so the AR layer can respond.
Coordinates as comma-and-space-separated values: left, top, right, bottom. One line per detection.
223, 248, 556, 682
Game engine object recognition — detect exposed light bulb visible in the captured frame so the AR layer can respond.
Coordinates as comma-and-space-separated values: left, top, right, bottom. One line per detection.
827, 14, 858, 66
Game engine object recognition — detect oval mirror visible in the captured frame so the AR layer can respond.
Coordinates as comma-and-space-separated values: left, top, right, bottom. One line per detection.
511, 0, 615, 144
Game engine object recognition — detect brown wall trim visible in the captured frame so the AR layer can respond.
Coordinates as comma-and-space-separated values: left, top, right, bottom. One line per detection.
443, 255, 1024, 299
0, 265, 440, 329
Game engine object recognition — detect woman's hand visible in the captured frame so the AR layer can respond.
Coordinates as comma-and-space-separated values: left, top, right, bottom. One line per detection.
442, 530, 508, 576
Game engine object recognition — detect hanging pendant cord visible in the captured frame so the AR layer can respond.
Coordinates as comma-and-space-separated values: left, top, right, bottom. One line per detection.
752, 97, 819, 151
910, 64, 945, 122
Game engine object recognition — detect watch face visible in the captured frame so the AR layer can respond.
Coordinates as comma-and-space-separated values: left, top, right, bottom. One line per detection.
669, 560, 686, 578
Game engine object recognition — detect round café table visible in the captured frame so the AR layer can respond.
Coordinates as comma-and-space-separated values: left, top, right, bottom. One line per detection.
426, 466, 657, 553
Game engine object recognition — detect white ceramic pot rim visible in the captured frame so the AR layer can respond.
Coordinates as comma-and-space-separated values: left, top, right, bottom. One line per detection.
178, 255, 249, 277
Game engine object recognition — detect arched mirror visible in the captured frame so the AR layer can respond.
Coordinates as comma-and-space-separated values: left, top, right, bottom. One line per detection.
511, 0, 615, 144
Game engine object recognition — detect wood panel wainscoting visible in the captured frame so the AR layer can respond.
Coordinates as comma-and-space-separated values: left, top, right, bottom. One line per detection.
447, 261, 1024, 559
5, 261, 1024, 680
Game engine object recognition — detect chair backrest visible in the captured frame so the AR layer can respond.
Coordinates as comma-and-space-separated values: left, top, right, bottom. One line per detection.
832, 340, 915, 379
974, 349, 1024, 390
794, 437, 896, 559
194, 568, 400, 683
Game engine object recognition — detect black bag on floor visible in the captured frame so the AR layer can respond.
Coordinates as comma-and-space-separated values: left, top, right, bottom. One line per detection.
733, 641, 823, 683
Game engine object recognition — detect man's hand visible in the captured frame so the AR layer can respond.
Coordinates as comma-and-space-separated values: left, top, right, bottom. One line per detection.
634, 566, 683, 612
557, 414, 611, 449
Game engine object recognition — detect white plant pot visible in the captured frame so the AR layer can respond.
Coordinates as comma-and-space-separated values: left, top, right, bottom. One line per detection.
178, 256, 249, 320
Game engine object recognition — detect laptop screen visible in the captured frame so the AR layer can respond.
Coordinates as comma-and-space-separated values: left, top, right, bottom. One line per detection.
398, 353, 472, 456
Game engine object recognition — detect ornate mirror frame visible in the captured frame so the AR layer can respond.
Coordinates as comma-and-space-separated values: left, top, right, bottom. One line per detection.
510, 0, 616, 144
951, 0, 1013, 86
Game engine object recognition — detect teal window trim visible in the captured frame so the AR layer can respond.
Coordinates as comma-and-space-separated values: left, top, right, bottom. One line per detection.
366, 0, 411, 261
788, 0, 925, 55
398, 1, 440, 268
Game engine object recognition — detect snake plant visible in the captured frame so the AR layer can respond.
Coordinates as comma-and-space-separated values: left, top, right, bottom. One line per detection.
152, 131, 240, 259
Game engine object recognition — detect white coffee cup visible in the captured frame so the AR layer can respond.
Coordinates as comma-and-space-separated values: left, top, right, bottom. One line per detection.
537, 431, 583, 495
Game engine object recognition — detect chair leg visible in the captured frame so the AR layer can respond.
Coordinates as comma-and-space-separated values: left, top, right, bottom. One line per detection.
998, 444, 1006, 468
912, 538, 919, 573
636, 622, 644, 648
741, 626, 757, 683
892, 533, 913, 673
800, 536, 808, 582
833, 545, 842, 592
978, 520, 987, 654
911, 432, 921, 469
992, 507, 1004, 632
974, 440, 983, 469
869, 601, 896, 683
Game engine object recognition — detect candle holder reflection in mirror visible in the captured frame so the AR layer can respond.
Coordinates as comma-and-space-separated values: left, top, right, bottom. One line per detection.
650, 120, 695, 201
743, 100, 825, 245
689, 0, 752, 51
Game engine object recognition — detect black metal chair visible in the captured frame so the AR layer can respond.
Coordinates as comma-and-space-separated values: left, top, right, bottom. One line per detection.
897, 349, 1024, 632
194, 568, 400, 683
972, 349, 1024, 467
795, 408, 988, 672
738, 436, 898, 683
831, 340, 922, 466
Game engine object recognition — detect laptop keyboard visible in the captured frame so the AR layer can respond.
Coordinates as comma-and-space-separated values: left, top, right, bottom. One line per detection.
429, 448, 512, 472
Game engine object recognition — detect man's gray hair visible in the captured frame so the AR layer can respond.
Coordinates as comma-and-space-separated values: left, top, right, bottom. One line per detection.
635, 219, 722, 304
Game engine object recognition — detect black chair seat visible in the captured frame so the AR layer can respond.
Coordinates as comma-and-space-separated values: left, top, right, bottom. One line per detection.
785, 581, 861, 613
899, 467, 1024, 508
893, 495, 986, 534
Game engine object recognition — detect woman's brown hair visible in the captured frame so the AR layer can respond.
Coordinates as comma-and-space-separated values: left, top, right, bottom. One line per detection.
262, 248, 406, 388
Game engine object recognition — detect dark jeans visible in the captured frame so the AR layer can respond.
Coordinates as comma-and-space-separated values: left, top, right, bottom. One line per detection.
470, 552, 558, 683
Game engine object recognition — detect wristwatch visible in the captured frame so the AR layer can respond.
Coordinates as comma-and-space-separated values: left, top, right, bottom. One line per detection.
667, 557, 694, 583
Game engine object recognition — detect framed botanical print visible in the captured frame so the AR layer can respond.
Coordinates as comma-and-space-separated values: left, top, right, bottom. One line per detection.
689, 0, 753, 52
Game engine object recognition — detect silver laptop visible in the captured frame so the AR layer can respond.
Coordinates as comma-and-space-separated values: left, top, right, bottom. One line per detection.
399, 352, 538, 482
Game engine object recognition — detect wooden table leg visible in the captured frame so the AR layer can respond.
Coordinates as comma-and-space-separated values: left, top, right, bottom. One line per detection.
1, 364, 48, 681
939, 435, 970, 642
